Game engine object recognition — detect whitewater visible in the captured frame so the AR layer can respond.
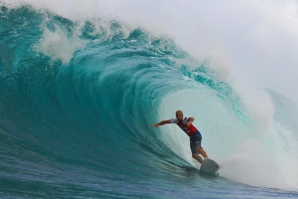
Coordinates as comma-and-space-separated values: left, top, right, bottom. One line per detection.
1, 0, 298, 198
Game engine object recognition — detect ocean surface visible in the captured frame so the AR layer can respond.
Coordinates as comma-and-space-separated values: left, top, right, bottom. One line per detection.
1, 2, 298, 198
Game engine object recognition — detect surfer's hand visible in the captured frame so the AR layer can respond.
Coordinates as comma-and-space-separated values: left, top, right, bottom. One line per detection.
152, 124, 159, 128
187, 121, 192, 127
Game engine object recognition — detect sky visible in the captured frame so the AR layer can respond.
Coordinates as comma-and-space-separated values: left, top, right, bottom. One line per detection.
3, 0, 298, 102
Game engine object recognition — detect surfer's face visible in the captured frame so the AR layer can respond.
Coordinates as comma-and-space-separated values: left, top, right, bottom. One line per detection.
176, 111, 183, 121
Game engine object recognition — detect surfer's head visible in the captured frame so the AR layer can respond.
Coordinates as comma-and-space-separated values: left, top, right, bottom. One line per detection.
176, 110, 183, 121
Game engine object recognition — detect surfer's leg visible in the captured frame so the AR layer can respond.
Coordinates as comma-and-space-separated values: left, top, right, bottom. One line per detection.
196, 147, 208, 158
192, 153, 203, 164
192, 136, 208, 158
190, 138, 204, 164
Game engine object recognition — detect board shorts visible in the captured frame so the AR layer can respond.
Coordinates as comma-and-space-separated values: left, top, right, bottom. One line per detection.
190, 130, 203, 154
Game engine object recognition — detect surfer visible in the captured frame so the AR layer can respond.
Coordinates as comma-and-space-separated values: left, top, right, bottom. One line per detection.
152, 110, 208, 164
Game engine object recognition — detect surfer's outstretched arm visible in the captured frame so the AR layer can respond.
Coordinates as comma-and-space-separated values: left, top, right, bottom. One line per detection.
152, 119, 171, 128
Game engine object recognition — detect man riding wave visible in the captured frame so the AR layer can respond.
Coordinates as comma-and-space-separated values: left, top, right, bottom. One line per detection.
152, 110, 208, 164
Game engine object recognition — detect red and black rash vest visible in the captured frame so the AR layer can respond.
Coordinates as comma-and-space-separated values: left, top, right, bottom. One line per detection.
171, 117, 199, 137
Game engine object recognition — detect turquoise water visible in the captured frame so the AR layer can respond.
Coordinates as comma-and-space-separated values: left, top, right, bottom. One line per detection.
1, 4, 298, 198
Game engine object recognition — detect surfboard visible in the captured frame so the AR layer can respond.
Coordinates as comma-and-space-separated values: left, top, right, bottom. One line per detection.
200, 158, 219, 176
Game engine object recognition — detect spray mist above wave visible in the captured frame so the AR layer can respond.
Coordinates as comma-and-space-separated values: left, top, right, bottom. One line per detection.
3, 0, 298, 102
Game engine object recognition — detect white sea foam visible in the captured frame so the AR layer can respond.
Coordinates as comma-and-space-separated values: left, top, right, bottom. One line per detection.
34, 23, 86, 64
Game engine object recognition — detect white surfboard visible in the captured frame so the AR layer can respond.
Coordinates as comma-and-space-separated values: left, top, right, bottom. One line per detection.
200, 158, 219, 176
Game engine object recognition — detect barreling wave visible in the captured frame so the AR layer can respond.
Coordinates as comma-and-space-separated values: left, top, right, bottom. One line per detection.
1, 4, 298, 198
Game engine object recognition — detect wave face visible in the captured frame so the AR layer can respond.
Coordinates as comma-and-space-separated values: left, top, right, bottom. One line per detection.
1, 4, 298, 198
